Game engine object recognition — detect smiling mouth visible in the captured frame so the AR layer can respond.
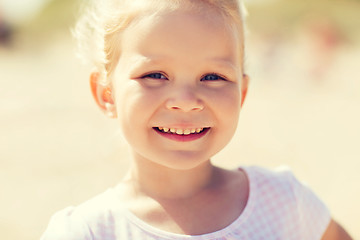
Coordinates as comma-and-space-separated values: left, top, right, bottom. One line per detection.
153, 127, 209, 135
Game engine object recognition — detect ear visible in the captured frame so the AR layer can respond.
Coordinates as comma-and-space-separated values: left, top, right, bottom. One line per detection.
90, 72, 117, 118
240, 74, 249, 107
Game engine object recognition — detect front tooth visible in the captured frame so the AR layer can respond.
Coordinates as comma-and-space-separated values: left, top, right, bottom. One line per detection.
163, 127, 169, 132
183, 129, 191, 135
176, 129, 184, 135
170, 128, 176, 133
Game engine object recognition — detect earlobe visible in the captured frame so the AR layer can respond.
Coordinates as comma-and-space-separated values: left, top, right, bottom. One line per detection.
89, 72, 117, 118
241, 74, 249, 107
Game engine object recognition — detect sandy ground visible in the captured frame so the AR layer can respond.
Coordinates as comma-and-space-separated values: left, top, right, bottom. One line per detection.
0, 28, 359, 239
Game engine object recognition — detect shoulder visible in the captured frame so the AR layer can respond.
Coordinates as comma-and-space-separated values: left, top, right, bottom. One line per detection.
242, 165, 296, 189
242, 165, 318, 194
41, 188, 125, 240
40, 206, 93, 240
75, 188, 122, 219
242, 165, 329, 209
241, 165, 332, 239
241, 165, 300, 209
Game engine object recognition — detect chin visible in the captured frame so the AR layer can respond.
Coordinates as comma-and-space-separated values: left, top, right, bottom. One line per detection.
152, 152, 213, 171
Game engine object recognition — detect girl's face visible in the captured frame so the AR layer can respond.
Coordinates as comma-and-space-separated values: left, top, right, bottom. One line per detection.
112, 6, 247, 170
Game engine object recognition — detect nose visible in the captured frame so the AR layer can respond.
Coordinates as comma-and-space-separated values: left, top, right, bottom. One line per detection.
165, 86, 204, 112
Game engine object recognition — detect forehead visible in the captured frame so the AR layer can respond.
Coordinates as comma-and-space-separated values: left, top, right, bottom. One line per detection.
119, 5, 243, 65
124, 0, 244, 43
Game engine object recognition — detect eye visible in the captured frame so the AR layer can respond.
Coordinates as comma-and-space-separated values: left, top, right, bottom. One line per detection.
201, 73, 226, 81
142, 72, 168, 80
138, 72, 168, 88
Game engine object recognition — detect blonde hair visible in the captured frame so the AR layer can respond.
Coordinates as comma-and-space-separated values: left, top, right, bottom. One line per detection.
73, 0, 247, 84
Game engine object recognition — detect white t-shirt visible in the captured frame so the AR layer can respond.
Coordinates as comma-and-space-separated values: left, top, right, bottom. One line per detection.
41, 166, 331, 240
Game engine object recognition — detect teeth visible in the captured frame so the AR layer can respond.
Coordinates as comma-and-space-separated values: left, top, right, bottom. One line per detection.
183, 129, 191, 135
176, 129, 184, 134
157, 127, 206, 135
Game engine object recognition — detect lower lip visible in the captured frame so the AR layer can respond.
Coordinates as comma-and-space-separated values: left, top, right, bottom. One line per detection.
154, 128, 210, 142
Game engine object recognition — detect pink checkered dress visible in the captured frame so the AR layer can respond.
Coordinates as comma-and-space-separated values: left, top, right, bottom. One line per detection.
41, 166, 331, 240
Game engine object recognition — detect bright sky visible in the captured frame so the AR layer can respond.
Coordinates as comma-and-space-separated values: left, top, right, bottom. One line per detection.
0, 0, 52, 23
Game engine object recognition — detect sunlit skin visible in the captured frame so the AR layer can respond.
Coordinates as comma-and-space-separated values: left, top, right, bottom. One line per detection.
102, 6, 249, 234
114, 11, 244, 172
89, 3, 352, 239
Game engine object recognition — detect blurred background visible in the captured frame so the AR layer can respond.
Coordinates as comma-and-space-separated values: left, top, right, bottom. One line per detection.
0, 0, 359, 239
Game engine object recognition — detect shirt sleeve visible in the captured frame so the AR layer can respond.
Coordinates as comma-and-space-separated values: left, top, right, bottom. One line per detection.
288, 171, 332, 240
40, 207, 93, 240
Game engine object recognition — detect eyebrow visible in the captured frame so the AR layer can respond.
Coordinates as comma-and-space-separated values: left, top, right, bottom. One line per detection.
130, 55, 166, 67
206, 57, 238, 74
125, 56, 164, 77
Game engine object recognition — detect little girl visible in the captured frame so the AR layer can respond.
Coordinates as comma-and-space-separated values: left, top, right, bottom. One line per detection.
41, 0, 352, 239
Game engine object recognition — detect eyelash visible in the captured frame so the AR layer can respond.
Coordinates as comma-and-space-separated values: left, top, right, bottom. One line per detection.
201, 73, 227, 81
141, 72, 168, 80
141, 72, 227, 81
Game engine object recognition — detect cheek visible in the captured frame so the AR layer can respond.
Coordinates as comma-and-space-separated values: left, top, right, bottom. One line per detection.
207, 86, 241, 117
207, 86, 241, 139
115, 83, 163, 129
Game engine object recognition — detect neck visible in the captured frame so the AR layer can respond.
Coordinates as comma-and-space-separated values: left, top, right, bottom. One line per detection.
124, 153, 216, 200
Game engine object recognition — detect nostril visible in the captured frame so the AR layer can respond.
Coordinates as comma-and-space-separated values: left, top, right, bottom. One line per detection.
165, 95, 204, 112
167, 103, 204, 112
